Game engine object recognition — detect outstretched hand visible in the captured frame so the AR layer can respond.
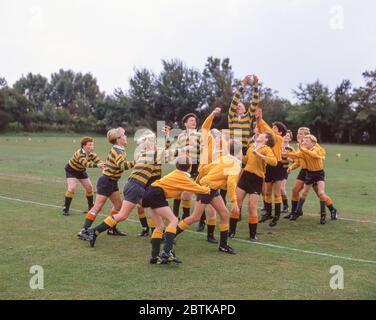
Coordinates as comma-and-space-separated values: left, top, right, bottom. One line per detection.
252, 74, 259, 85
241, 75, 251, 87
212, 107, 221, 117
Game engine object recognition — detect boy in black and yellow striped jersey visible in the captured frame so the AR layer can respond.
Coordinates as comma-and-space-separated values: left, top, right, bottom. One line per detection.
63, 137, 105, 216
86, 129, 180, 247
228, 74, 259, 156
142, 156, 210, 264
77, 128, 135, 240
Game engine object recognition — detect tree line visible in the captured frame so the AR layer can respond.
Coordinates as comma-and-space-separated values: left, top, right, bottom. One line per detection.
0, 57, 375, 144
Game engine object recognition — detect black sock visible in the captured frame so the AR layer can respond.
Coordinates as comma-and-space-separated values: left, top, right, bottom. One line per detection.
229, 218, 238, 235
220, 189, 227, 205
173, 199, 181, 218
83, 218, 94, 229
296, 199, 305, 214
64, 196, 73, 211
327, 204, 335, 212
282, 198, 288, 208
94, 221, 111, 234
265, 202, 272, 216
200, 211, 206, 225
163, 232, 175, 253
151, 238, 162, 258
139, 217, 149, 229
86, 196, 94, 211
182, 207, 190, 220
176, 226, 184, 236
291, 200, 298, 214
263, 200, 267, 210
320, 201, 326, 214
207, 224, 215, 238
274, 203, 281, 219
249, 223, 257, 238
220, 230, 228, 247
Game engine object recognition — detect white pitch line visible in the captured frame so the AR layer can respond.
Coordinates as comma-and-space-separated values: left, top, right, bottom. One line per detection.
1, 194, 376, 265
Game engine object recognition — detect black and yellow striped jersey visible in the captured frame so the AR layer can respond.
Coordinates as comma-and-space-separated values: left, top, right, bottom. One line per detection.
102, 145, 135, 181
128, 149, 178, 187
228, 86, 259, 149
68, 148, 101, 172
177, 130, 202, 164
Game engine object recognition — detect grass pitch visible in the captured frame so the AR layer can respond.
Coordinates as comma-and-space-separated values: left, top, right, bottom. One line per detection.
0, 133, 375, 299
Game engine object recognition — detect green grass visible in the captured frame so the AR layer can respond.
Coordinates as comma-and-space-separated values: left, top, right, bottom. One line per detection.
0, 134, 375, 300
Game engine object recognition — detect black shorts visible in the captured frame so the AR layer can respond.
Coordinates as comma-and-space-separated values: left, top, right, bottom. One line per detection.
264, 162, 284, 183
123, 180, 145, 204
305, 170, 325, 185
297, 168, 307, 182
281, 167, 289, 180
142, 186, 169, 209
96, 175, 119, 197
196, 189, 220, 204
65, 164, 88, 180
237, 171, 263, 195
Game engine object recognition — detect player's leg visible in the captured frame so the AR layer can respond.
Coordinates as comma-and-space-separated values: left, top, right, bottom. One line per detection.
260, 182, 273, 222
248, 194, 259, 241
206, 205, 218, 243
137, 205, 150, 236
63, 178, 77, 216
176, 200, 206, 236
211, 196, 235, 254
148, 209, 165, 264
106, 191, 128, 236
270, 180, 282, 227
79, 178, 94, 212
228, 186, 246, 238
154, 207, 182, 264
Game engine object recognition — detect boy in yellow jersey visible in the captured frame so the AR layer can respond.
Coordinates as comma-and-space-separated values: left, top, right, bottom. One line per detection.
197, 107, 227, 243
63, 137, 106, 216
142, 156, 210, 264
86, 128, 179, 247
283, 135, 338, 224
175, 140, 242, 254
284, 127, 327, 220
77, 128, 135, 240
228, 74, 260, 155
280, 130, 294, 214
255, 108, 288, 227
229, 133, 277, 240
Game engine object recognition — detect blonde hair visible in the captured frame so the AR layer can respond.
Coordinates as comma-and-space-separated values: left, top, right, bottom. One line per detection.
304, 134, 317, 144
107, 127, 124, 144
298, 127, 310, 136
136, 129, 156, 146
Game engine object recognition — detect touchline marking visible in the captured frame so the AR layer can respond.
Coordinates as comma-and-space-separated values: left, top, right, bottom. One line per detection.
1, 195, 376, 265
0, 188, 374, 225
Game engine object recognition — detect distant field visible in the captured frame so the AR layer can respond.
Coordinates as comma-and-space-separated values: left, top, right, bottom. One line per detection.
0, 134, 375, 299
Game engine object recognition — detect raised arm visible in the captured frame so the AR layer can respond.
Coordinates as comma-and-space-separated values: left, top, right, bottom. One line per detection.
228, 75, 250, 121
248, 75, 259, 121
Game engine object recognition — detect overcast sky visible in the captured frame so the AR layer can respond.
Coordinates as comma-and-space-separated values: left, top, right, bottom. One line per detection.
1, 0, 375, 101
